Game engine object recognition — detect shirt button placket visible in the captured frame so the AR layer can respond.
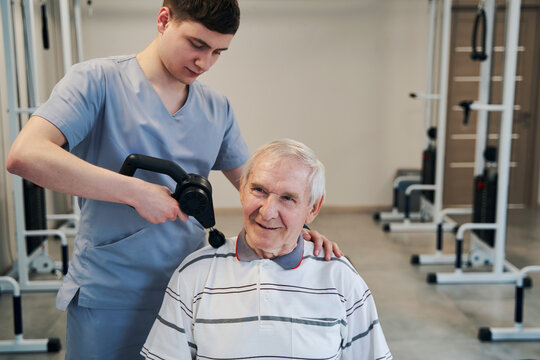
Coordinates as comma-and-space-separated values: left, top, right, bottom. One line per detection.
260, 260, 270, 303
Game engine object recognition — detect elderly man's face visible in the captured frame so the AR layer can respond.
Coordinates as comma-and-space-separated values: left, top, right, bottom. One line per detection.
240, 154, 321, 258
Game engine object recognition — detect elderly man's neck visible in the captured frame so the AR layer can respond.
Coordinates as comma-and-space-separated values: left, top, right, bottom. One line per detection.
246, 237, 298, 259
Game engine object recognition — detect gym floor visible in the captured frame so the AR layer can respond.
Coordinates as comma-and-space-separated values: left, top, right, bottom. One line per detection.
0, 208, 539, 360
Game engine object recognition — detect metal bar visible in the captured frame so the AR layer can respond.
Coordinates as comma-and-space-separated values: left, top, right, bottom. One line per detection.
405, 184, 436, 195
488, 328, 540, 341
470, 103, 506, 111
22, 0, 39, 106
455, 222, 498, 240
473, 0, 495, 175
15, 107, 38, 113
415, 253, 456, 265
424, 0, 438, 142
432, 0, 451, 225
493, 0, 520, 276
393, 175, 422, 187
386, 217, 457, 233
376, 211, 422, 222
1, 0, 33, 294
434, 272, 517, 284
73, 0, 84, 62
59, 0, 72, 72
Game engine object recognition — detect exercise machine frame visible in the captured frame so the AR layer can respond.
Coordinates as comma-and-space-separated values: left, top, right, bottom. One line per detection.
412, 0, 495, 267
383, 0, 457, 233
1, 0, 84, 291
419, 0, 523, 285
478, 266, 540, 341
375, 0, 438, 224
0, 276, 61, 353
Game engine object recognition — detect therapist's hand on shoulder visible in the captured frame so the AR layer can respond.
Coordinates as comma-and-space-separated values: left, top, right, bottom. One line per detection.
302, 228, 344, 261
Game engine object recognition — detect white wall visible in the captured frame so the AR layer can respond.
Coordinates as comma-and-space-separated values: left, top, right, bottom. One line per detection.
30, 0, 431, 210
204, 0, 430, 208
80, 0, 430, 209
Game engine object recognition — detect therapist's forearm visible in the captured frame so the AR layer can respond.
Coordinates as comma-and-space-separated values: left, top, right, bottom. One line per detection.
222, 165, 244, 191
7, 116, 137, 204
6, 116, 183, 223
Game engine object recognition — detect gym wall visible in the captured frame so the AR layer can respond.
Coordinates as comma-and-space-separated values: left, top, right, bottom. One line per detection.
2, 1, 540, 271
2, 1, 540, 270
76, 0, 430, 208
207, 0, 430, 209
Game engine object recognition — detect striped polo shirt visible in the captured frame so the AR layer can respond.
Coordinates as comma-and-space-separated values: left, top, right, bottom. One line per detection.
141, 231, 392, 360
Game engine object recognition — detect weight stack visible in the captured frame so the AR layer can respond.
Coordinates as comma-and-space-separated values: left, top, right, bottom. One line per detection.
23, 180, 47, 255
472, 174, 497, 247
395, 169, 421, 213
421, 148, 436, 203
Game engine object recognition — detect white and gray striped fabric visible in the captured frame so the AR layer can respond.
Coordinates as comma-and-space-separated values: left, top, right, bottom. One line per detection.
141, 235, 392, 360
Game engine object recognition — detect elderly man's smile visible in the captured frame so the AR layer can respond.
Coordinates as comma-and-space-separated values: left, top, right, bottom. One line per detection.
255, 221, 281, 231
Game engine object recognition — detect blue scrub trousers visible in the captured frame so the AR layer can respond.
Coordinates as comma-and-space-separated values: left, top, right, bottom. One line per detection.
66, 292, 158, 360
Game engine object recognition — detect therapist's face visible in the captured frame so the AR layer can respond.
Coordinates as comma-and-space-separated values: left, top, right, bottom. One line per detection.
157, 8, 233, 85
240, 154, 321, 259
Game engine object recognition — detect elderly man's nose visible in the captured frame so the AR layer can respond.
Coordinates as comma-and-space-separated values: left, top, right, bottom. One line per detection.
259, 197, 278, 220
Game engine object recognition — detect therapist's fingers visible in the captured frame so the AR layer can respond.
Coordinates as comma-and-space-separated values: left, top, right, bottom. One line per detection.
327, 240, 344, 260
303, 228, 343, 260
177, 208, 189, 222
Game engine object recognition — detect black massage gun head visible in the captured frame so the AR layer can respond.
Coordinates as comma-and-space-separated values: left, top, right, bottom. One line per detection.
173, 174, 216, 229
208, 228, 226, 248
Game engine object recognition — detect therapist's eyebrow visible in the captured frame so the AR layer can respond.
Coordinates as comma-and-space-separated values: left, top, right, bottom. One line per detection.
189, 36, 229, 52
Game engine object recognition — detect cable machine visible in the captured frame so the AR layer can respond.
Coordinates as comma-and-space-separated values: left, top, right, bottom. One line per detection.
412, 0, 494, 266
1, 0, 84, 291
414, 0, 523, 285
1, 0, 87, 353
380, 0, 457, 234
374, 0, 438, 224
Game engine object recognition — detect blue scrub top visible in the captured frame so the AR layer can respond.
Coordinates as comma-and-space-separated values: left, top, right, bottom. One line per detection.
35, 55, 249, 311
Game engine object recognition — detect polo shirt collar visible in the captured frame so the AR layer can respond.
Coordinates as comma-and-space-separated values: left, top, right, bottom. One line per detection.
236, 229, 304, 270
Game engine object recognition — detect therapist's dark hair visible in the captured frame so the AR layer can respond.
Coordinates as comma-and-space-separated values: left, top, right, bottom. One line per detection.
162, 0, 240, 35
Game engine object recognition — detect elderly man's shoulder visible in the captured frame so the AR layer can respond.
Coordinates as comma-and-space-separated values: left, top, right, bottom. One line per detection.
176, 236, 237, 274
300, 240, 371, 299
301, 240, 359, 276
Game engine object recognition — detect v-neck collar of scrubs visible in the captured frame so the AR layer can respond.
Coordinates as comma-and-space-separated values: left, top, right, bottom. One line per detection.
133, 55, 194, 118
235, 229, 304, 270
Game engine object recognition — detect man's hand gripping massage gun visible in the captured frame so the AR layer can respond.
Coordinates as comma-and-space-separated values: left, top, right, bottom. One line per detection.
119, 154, 226, 248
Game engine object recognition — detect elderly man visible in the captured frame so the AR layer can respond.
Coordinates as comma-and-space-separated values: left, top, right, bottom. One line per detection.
141, 139, 392, 360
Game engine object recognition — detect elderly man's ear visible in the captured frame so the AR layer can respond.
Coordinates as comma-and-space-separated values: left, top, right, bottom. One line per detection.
305, 195, 324, 225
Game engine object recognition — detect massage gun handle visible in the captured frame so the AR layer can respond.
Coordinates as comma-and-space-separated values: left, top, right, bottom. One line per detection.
119, 154, 188, 185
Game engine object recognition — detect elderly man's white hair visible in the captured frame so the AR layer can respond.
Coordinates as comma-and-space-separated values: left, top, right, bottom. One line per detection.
241, 139, 326, 207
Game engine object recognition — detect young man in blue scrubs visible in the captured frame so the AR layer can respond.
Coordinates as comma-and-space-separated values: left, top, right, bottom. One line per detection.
6, 1, 341, 359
